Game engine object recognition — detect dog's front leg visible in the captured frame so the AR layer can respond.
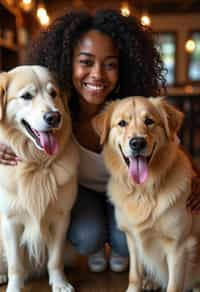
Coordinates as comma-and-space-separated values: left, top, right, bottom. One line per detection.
2, 215, 24, 292
166, 243, 187, 292
126, 231, 143, 292
47, 212, 74, 292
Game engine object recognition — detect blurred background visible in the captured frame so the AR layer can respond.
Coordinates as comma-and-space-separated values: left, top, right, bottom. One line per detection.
0, 0, 200, 164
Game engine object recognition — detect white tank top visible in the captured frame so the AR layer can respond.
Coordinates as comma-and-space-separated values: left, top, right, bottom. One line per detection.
74, 137, 109, 192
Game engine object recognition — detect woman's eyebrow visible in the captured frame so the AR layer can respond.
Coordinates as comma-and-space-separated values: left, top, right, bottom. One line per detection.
78, 52, 94, 57
78, 52, 118, 59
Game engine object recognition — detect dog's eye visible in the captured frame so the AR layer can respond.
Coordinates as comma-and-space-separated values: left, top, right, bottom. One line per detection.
21, 92, 33, 100
144, 117, 154, 126
118, 120, 127, 127
50, 89, 57, 99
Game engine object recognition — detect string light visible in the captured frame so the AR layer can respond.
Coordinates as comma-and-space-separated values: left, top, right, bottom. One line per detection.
185, 39, 195, 53
120, 2, 130, 17
19, 0, 34, 12
19, 0, 50, 27
141, 14, 151, 26
37, 3, 50, 27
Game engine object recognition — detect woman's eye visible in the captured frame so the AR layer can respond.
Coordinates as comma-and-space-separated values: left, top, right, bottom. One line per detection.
105, 62, 118, 70
50, 89, 57, 99
144, 117, 155, 126
79, 59, 93, 66
118, 120, 128, 127
21, 92, 33, 100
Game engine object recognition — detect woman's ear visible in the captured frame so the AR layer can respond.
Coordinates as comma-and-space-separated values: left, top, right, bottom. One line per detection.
0, 72, 9, 120
92, 101, 116, 145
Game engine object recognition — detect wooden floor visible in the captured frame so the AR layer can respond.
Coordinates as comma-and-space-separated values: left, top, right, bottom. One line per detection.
0, 256, 128, 292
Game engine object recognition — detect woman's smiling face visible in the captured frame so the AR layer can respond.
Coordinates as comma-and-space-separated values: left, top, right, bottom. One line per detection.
72, 30, 119, 109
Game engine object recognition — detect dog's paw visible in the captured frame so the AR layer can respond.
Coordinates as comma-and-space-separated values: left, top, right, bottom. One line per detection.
142, 277, 159, 291
5, 275, 24, 292
6, 285, 21, 292
0, 273, 8, 285
6, 288, 21, 292
126, 283, 141, 292
49, 269, 75, 292
52, 281, 75, 292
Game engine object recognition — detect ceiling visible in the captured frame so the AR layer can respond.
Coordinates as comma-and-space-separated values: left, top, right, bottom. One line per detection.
47, 0, 200, 16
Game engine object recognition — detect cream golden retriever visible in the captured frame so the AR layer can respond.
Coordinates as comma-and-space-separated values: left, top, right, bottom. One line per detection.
93, 96, 200, 292
0, 66, 79, 292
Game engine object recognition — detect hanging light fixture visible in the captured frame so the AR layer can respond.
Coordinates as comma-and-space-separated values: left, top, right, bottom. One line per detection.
19, 0, 35, 12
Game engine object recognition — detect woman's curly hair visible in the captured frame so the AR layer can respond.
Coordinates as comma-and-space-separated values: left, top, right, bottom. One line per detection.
27, 9, 166, 116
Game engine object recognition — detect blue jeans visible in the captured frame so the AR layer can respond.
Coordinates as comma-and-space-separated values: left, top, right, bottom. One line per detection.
68, 186, 129, 256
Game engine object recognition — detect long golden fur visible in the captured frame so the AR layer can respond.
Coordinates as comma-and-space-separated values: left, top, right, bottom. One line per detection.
0, 66, 79, 292
93, 96, 200, 292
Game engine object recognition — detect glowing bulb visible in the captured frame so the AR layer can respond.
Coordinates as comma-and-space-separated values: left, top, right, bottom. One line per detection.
37, 5, 47, 19
20, 0, 34, 12
37, 4, 50, 27
23, 0, 31, 4
39, 14, 50, 26
141, 15, 151, 26
185, 39, 195, 53
120, 3, 130, 17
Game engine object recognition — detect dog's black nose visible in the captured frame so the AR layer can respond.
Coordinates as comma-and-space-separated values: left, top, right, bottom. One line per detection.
43, 111, 61, 127
129, 137, 147, 152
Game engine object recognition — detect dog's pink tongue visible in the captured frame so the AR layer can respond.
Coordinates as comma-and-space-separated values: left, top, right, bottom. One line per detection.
128, 156, 148, 184
39, 132, 58, 155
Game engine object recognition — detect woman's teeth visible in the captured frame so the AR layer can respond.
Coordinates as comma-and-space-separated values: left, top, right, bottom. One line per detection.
83, 83, 105, 91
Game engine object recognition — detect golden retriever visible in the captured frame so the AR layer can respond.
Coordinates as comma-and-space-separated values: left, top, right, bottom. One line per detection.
93, 96, 200, 292
0, 66, 79, 292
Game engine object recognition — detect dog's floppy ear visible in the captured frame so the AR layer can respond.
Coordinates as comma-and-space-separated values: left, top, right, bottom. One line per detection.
162, 100, 184, 138
152, 97, 184, 139
0, 72, 9, 120
92, 102, 116, 145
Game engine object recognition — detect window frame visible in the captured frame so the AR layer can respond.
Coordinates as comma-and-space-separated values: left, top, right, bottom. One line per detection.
186, 30, 200, 84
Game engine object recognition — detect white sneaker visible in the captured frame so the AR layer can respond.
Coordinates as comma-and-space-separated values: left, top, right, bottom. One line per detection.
88, 248, 107, 272
109, 250, 129, 272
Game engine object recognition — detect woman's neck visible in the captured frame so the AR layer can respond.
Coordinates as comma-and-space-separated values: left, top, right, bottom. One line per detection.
78, 100, 101, 122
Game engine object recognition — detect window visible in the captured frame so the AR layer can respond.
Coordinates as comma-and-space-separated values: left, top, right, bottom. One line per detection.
154, 32, 176, 85
188, 32, 200, 81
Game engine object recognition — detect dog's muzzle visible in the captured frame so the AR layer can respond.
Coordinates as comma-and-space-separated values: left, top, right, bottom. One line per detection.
129, 137, 147, 156
43, 111, 61, 128
119, 138, 156, 185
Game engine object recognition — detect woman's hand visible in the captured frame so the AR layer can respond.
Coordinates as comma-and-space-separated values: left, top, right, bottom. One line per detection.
0, 143, 20, 165
187, 175, 200, 212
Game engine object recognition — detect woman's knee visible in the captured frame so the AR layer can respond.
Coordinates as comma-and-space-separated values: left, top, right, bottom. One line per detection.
107, 202, 129, 256
109, 229, 129, 256
68, 221, 107, 255
68, 186, 107, 255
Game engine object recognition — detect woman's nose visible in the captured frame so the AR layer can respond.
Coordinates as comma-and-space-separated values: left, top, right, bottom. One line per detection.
91, 64, 103, 80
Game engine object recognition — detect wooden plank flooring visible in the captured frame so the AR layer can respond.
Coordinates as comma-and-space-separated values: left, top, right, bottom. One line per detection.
0, 256, 128, 292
